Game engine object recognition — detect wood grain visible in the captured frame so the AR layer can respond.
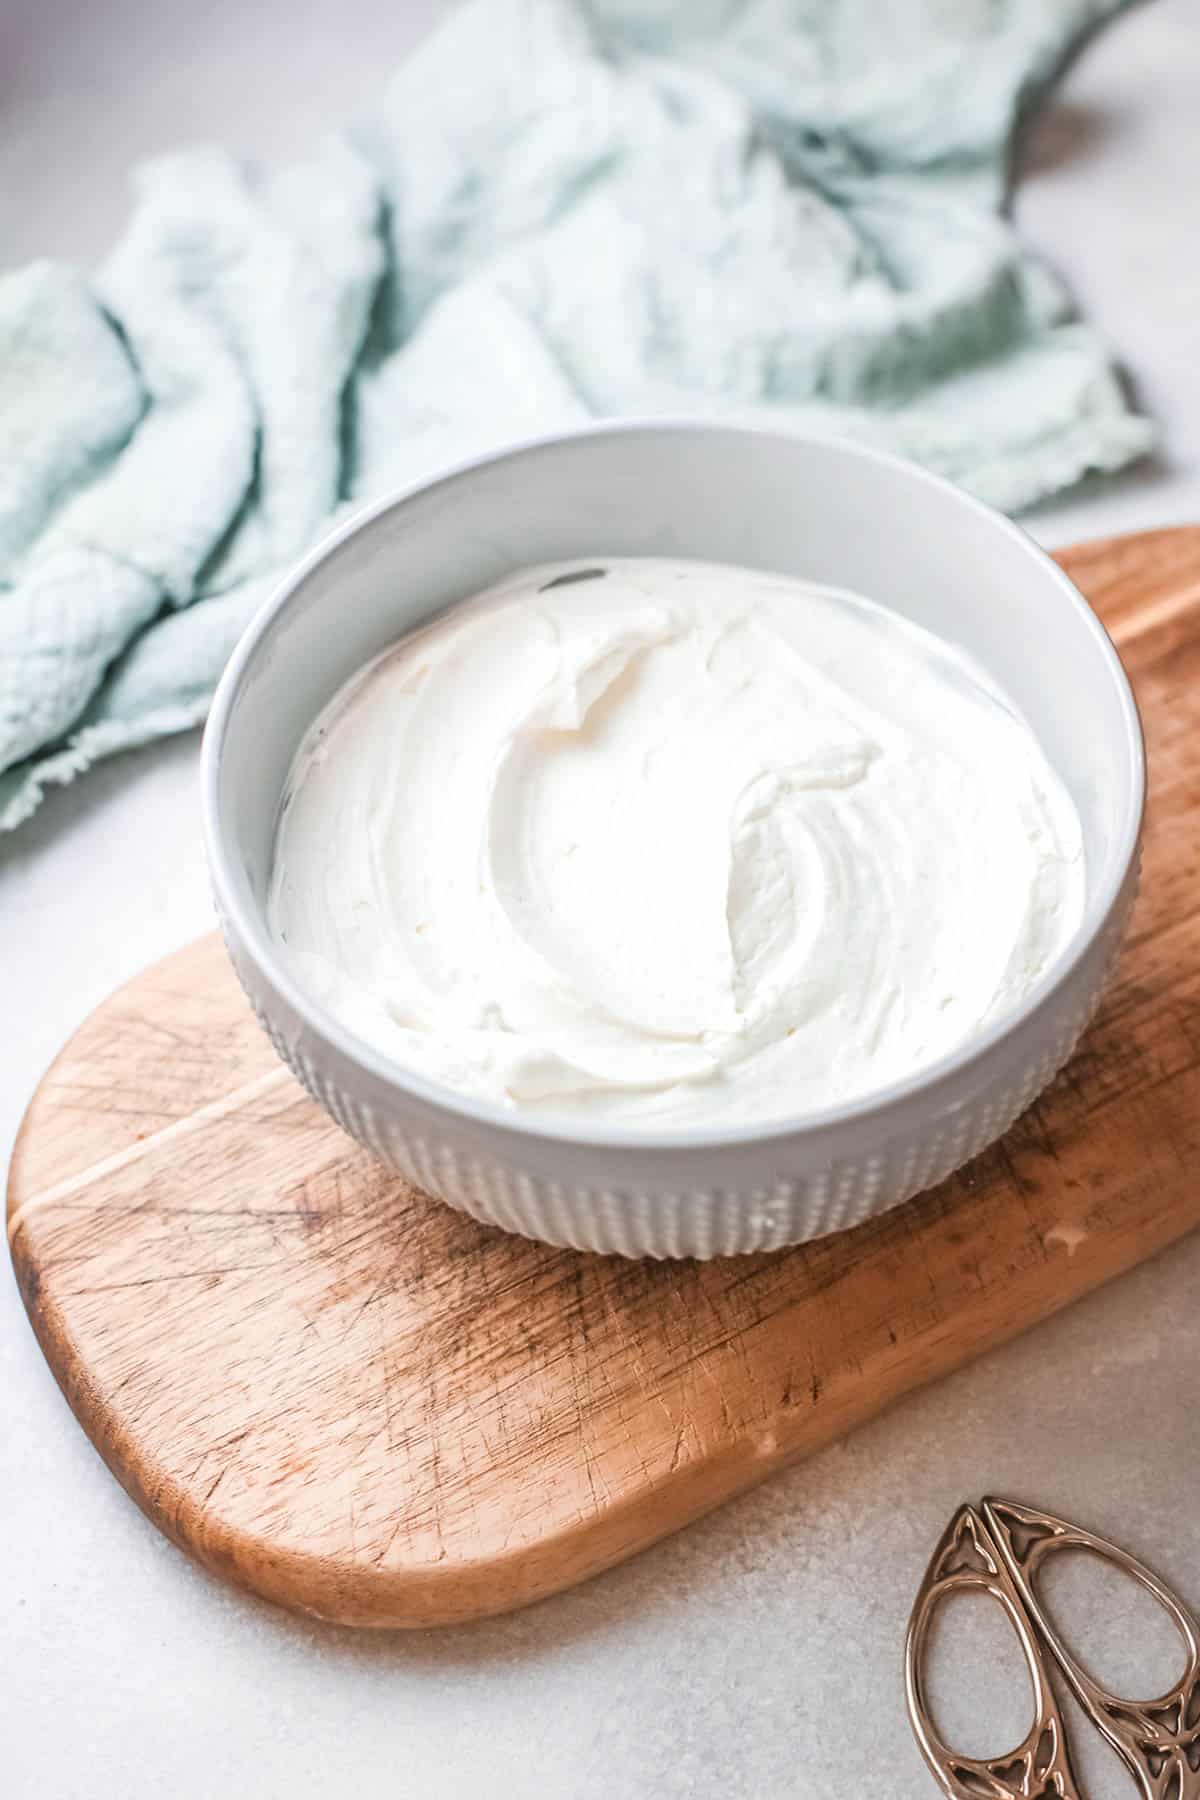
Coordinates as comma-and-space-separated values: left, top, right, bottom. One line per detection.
9, 527, 1200, 1631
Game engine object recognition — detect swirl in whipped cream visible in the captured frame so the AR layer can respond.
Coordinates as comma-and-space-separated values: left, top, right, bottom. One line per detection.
268, 559, 1085, 1126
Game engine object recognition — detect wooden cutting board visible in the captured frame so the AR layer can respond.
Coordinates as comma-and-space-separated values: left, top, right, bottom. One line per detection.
9, 526, 1200, 1631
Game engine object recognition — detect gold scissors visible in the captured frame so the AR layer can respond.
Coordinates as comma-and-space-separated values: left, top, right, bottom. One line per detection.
906, 1499, 1200, 1800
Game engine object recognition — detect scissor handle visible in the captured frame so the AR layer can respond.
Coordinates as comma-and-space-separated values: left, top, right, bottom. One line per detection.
984, 1497, 1200, 1800
905, 1504, 1084, 1800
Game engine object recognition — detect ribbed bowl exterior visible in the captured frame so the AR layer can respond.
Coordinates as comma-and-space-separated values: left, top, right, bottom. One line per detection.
215, 859, 1136, 1258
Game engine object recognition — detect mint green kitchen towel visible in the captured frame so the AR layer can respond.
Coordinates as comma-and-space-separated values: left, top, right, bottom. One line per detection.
0, 0, 1153, 831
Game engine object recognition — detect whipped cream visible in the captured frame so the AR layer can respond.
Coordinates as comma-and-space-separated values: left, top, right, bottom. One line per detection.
269, 559, 1085, 1127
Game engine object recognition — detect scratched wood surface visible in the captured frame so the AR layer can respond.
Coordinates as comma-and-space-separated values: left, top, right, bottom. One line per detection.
9, 526, 1200, 1631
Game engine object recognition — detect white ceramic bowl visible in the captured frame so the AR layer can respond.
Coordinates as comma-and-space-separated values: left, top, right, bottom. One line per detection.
202, 422, 1143, 1258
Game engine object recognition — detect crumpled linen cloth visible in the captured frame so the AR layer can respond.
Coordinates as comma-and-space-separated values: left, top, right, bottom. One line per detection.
0, 0, 1153, 830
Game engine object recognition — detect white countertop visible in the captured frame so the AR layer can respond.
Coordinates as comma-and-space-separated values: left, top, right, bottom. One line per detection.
4, 5, 1200, 1795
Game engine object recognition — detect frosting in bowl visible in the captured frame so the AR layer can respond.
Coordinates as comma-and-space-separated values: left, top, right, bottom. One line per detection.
268, 558, 1085, 1127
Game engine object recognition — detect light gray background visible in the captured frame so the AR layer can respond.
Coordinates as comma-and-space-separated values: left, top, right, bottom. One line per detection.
3, 4, 1199, 1796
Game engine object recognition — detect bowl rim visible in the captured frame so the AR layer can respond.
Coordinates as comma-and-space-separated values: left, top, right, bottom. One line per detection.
201, 417, 1146, 1154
